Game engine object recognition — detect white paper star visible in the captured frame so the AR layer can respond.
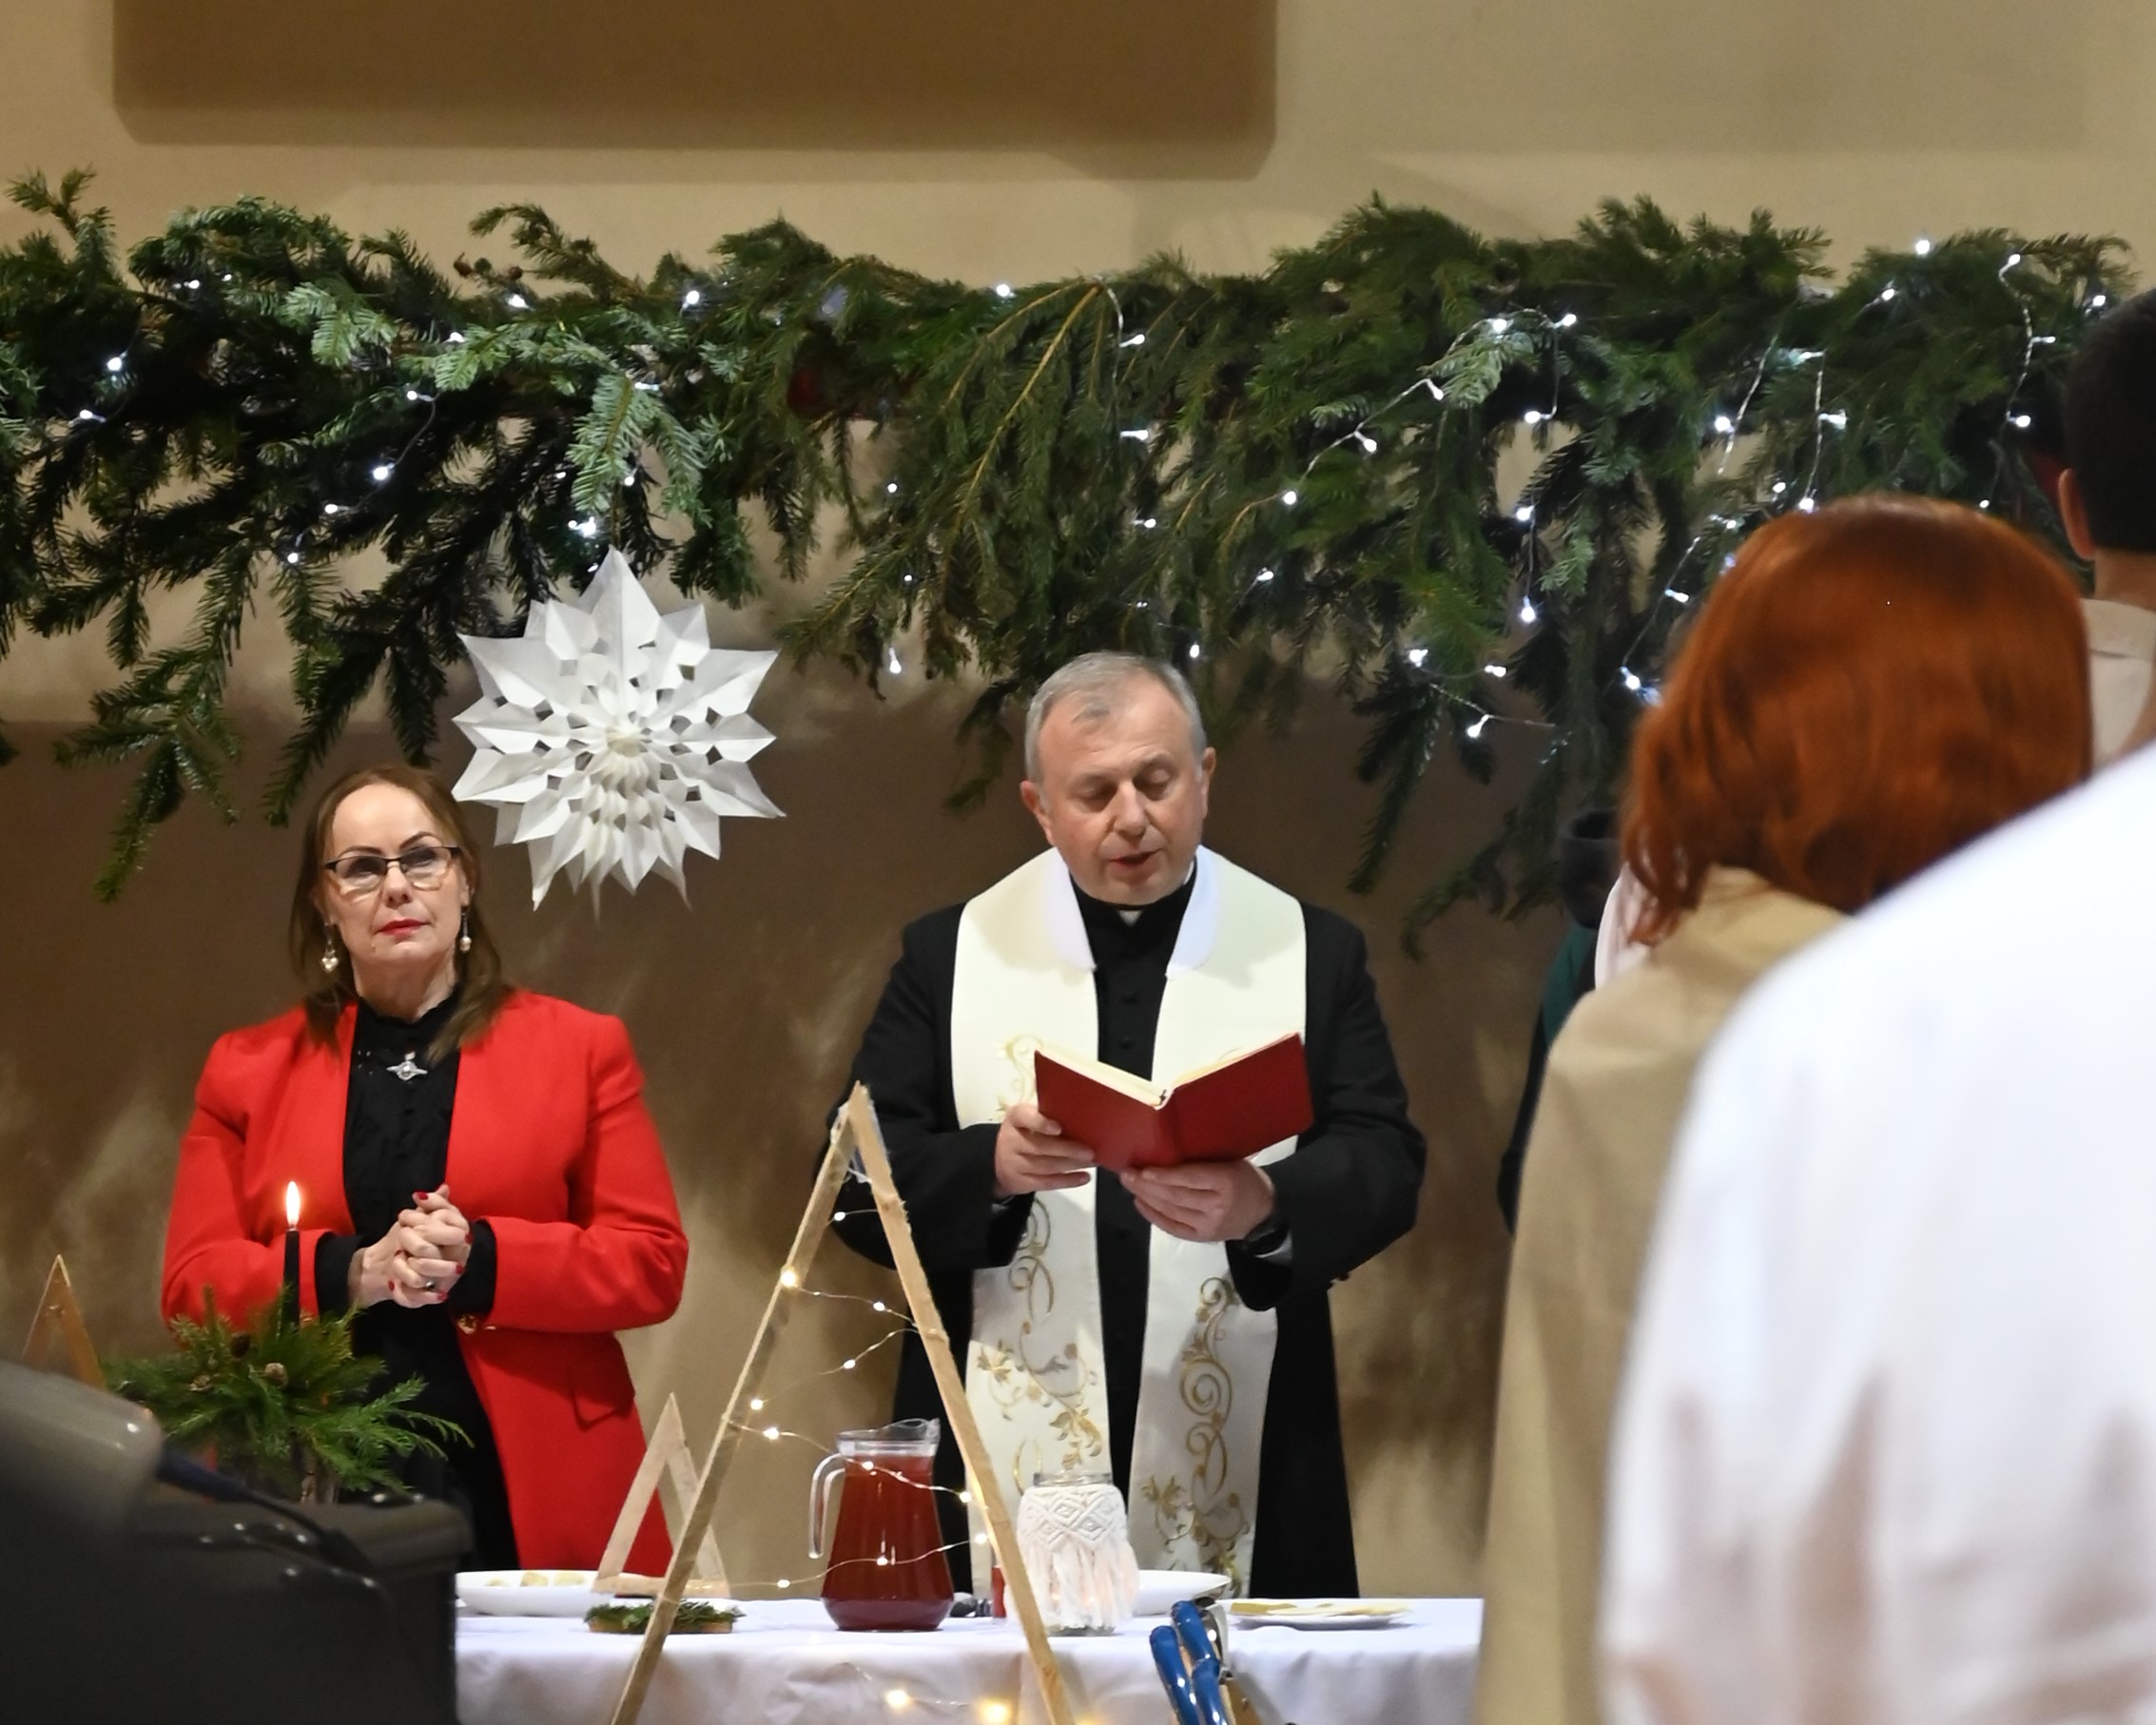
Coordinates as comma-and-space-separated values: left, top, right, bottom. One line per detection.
451, 550, 781, 904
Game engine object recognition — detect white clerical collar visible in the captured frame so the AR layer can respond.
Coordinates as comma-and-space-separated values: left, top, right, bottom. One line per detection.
1041, 850, 1217, 977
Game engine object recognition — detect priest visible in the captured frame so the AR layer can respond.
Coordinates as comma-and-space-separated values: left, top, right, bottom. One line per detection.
829, 651, 1425, 1597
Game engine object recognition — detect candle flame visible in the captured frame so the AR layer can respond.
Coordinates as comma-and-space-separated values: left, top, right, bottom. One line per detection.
285, 1182, 301, 1228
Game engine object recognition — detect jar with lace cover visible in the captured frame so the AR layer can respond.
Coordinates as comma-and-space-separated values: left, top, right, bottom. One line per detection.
1014, 1470, 1141, 1635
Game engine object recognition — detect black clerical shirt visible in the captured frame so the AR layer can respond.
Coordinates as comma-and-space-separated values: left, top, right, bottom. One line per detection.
311, 993, 516, 1567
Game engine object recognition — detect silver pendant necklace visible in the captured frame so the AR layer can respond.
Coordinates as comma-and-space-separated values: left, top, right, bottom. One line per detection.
386, 1051, 428, 1083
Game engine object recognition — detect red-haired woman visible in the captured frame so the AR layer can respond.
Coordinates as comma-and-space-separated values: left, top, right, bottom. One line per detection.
1474, 495, 2092, 1725
160, 766, 688, 1571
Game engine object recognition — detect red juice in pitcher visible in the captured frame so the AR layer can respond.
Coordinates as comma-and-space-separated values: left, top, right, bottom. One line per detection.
808, 1421, 955, 1632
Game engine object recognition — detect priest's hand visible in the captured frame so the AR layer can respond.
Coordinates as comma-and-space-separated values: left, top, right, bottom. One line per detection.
1122, 1162, 1277, 1244
994, 1103, 1096, 1197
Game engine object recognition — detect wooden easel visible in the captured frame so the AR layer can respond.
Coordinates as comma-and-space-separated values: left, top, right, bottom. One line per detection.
592, 1393, 729, 1597
21, 1255, 102, 1387
609, 1086, 1078, 1725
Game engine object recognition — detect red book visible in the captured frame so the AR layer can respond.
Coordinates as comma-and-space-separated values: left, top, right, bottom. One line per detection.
1032, 1033, 1313, 1174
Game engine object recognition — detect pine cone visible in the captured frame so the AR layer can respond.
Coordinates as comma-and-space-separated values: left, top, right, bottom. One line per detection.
230, 1331, 253, 1358
189, 1373, 213, 1393
262, 1362, 288, 1386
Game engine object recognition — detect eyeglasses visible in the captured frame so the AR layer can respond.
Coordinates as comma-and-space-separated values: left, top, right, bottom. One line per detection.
322, 844, 461, 897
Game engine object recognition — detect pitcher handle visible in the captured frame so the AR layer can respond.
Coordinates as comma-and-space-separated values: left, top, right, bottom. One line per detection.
807, 1452, 845, 1561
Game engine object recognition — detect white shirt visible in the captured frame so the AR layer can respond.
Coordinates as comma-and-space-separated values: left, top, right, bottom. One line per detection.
2085, 596, 2156, 764
1602, 747, 2156, 1725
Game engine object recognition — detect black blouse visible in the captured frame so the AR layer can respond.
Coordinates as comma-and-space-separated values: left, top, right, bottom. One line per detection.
312, 992, 516, 1567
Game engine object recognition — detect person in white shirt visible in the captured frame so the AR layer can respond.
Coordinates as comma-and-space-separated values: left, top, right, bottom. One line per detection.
1600, 749, 2156, 1725
2061, 289, 2156, 763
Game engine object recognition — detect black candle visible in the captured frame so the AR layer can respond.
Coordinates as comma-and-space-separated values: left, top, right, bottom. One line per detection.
282, 1181, 301, 1327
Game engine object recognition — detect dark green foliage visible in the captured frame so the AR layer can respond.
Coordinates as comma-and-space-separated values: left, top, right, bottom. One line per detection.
104, 1292, 461, 1500
0, 174, 2127, 929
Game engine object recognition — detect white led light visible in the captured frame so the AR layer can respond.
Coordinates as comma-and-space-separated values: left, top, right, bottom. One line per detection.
776, 1578, 791, 1590
371, 463, 394, 482
682, 288, 702, 308
1978, 497, 1993, 511
446, 331, 467, 344
1484, 662, 1508, 680
1187, 643, 1200, 660
1557, 312, 1579, 329
1819, 411, 1849, 430
185, 278, 202, 290
1488, 317, 1511, 335
887, 648, 903, 676
1713, 415, 1735, 436
284, 551, 301, 565
73, 409, 95, 422
574, 517, 598, 538
764, 1425, 781, 1441
1771, 481, 1789, 496
1518, 597, 1538, 625
1622, 668, 1643, 692
1668, 588, 1692, 604
749, 1397, 765, 1411
1466, 714, 1490, 740
1406, 647, 1428, 668
1120, 427, 1152, 442
1514, 504, 1535, 524
958, 1491, 972, 1505
1797, 494, 1818, 513
323, 502, 342, 515
1281, 489, 1298, 507
1136, 515, 1157, 530
841, 1358, 857, 1370
1120, 332, 1146, 347
406, 388, 421, 401
2092, 294, 2110, 310
105, 356, 124, 373
1879, 285, 1898, 302
1354, 433, 1377, 454
994, 282, 1014, 300
871, 1300, 887, 1312
2006, 252, 2024, 269
2010, 413, 2033, 430
1254, 568, 1275, 583
885, 1689, 913, 1712
506, 292, 529, 309
1913, 236, 1933, 257
1523, 409, 1546, 426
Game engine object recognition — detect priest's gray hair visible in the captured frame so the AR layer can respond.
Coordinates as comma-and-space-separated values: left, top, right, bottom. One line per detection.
1024, 651, 1208, 782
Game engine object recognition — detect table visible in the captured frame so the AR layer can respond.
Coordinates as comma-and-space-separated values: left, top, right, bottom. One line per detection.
458, 1598, 1483, 1725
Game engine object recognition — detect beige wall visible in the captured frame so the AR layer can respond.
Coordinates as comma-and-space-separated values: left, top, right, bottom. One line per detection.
0, 0, 2146, 1597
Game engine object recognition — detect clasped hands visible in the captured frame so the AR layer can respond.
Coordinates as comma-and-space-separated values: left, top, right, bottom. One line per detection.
349, 1183, 474, 1308
992, 1103, 1276, 1244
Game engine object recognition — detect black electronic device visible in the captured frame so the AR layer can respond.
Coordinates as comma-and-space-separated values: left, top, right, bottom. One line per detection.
0, 1359, 466, 1722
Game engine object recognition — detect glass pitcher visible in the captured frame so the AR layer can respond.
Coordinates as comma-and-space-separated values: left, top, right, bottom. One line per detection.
807, 1418, 954, 1631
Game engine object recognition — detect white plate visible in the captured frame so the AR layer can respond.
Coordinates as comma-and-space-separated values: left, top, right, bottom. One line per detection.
457, 1570, 605, 1617
1228, 1598, 1413, 1630
1133, 1569, 1230, 1617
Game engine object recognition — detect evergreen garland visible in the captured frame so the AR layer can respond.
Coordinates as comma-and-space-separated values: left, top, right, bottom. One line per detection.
105, 1292, 461, 1499
0, 172, 2127, 929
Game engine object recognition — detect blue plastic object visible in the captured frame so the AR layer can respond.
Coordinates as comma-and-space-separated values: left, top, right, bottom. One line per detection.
1150, 1622, 1203, 1725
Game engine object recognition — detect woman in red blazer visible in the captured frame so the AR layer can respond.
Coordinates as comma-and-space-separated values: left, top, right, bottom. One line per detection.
162, 764, 688, 1572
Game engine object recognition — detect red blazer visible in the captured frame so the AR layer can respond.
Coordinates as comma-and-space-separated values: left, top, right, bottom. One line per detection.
161, 989, 688, 1572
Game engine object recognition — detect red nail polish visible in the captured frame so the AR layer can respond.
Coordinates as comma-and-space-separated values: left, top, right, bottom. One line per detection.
413, 1191, 428, 1202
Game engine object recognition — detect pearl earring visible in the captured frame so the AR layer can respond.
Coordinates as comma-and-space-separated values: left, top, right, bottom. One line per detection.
457, 909, 473, 955
320, 929, 340, 974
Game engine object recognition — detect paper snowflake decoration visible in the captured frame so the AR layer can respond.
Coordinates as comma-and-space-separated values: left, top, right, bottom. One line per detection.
452, 551, 781, 904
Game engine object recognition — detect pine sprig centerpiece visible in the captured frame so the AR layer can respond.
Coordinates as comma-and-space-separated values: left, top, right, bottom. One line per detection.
105, 1293, 462, 1500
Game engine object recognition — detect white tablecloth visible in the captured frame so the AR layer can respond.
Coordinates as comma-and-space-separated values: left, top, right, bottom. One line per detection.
458, 1598, 1483, 1725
